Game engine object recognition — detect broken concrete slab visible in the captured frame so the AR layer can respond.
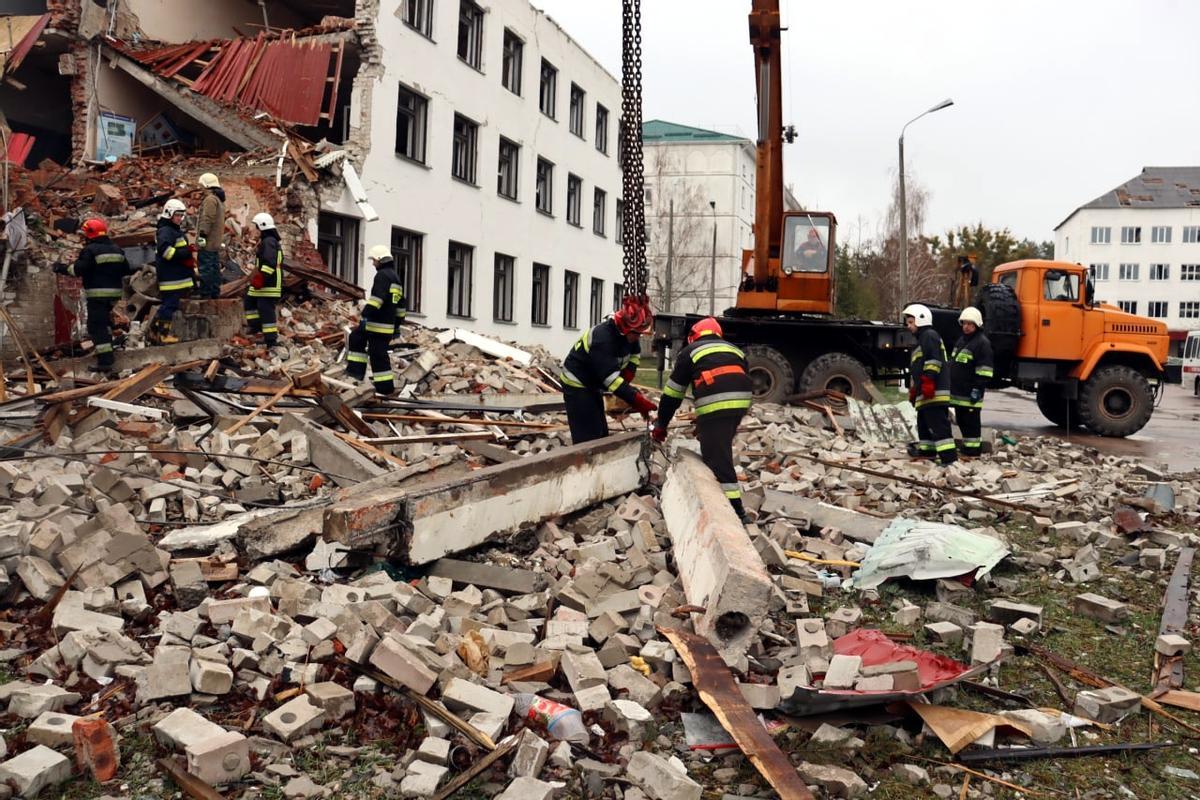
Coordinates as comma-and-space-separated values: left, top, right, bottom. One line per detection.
761, 490, 889, 544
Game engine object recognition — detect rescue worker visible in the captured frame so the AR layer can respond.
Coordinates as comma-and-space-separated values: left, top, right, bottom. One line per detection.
949, 306, 994, 457
559, 298, 657, 444
195, 173, 226, 298
151, 198, 195, 345
346, 245, 405, 396
245, 212, 284, 349
651, 317, 753, 520
903, 303, 957, 465
53, 218, 132, 373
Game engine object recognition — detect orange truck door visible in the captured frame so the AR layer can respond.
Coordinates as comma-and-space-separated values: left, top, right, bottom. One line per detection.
1035, 268, 1085, 360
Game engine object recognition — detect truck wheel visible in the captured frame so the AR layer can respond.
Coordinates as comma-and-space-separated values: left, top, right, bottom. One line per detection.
1035, 384, 1080, 428
799, 353, 871, 405
745, 345, 794, 405
1077, 365, 1154, 437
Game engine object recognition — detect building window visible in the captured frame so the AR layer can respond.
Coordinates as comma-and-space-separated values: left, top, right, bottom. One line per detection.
536, 158, 554, 215
391, 227, 423, 313
539, 59, 557, 119
447, 242, 473, 317
643, 185, 654, 209
593, 188, 606, 236
395, 85, 429, 164
1089, 263, 1109, 281
317, 213, 360, 287
402, 0, 434, 37
501, 29, 523, 95
451, 114, 478, 184
1120, 226, 1142, 244
1117, 300, 1138, 314
531, 263, 550, 325
589, 277, 604, 326
1181, 301, 1200, 319
1182, 264, 1200, 281
1184, 226, 1200, 244
1118, 262, 1139, 281
569, 84, 585, 138
566, 174, 582, 226
563, 270, 579, 328
497, 137, 519, 200
595, 105, 609, 154
617, 117, 625, 169
1090, 226, 1111, 244
616, 198, 625, 244
1152, 226, 1172, 244
1149, 262, 1169, 281
457, 0, 484, 69
1147, 301, 1168, 318
612, 282, 624, 312
493, 253, 515, 322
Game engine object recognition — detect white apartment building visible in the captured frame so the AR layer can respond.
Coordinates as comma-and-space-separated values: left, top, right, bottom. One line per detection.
322, 0, 627, 355
1055, 166, 1200, 352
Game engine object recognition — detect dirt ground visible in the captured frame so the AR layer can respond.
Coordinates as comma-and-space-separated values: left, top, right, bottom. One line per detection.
985, 384, 1200, 473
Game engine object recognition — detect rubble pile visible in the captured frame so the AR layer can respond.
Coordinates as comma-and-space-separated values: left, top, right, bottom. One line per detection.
0, 334, 1197, 798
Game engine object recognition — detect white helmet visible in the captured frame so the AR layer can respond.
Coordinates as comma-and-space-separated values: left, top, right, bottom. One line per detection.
367, 244, 392, 262
160, 198, 186, 219
252, 212, 275, 231
198, 172, 220, 189
902, 303, 933, 327
958, 306, 983, 327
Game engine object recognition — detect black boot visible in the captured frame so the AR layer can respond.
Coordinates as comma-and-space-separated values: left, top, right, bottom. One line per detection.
730, 498, 748, 523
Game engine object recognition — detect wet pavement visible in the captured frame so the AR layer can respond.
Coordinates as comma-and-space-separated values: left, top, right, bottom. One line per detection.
984, 384, 1200, 473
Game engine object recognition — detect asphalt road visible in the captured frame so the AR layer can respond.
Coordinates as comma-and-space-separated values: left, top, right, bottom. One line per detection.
983, 383, 1200, 473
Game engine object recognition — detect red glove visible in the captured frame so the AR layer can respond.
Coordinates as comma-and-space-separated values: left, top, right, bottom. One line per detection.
907, 385, 917, 404
629, 392, 657, 419
920, 374, 936, 400
250, 271, 266, 289
651, 426, 667, 444
620, 365, 637, 384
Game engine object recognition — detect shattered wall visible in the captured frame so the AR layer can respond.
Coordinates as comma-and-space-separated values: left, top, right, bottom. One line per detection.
108, 0, 306, 43
0, 261, 62, 359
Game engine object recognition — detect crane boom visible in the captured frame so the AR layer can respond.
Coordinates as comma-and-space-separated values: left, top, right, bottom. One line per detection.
749, 0, 784, 288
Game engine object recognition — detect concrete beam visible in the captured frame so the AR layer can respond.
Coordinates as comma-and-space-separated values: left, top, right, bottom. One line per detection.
662, 450, 772, 665
323, 431, 648, 564
761, 490, 889, 545
59, 339, 222, 379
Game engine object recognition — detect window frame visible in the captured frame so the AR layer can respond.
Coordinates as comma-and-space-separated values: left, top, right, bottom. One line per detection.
612, 282, 624, 312
563, 269, 580, 329
451, 113, 479, 185
535, 157, 554, 215
615, 198, 625, 244
457, 0, 484, 71
1181, 263, 1200, 281
497, 137, 520, 201
1183, 226, 1200, 244
1120, 226, 1142, 244
1089, 263, 1110, 281
493, 253, 515, 323
395, 84, 429, 165
1149, 262, 1169, 281
592, 187, 607, 236
1151, 226, 1172, 244
539, 59, 557, 119
595, 104, 609, 154
1147, 300, 1168, 318
1181, 301, 1200, 319
501, 28, 523, 96
446, 241, 474, 318
589, 277, 604, 326
1118, 262, 1140, 281
531, 263, 550, 326
390, 226, 424, 314
569, 83, 586, 138
566, 174, 582, 227
1117, 300, 1138, 314
1089, 226, 1111, 245
317, 212, 360, 288
401, 0, 435, 39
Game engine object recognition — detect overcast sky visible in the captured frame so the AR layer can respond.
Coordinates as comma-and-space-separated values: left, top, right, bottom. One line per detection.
529, 0, 1200, 245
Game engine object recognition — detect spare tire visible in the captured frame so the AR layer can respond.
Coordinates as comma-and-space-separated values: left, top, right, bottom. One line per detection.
974, 282, 1021, 385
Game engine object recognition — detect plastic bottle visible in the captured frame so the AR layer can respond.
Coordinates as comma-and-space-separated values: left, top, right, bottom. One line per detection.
512, 693, 589, 744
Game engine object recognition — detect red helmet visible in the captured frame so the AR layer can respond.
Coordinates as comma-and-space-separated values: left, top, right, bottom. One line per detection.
688, 316, 722, 343
80, 218, 108, 240
613, 296, 654, 336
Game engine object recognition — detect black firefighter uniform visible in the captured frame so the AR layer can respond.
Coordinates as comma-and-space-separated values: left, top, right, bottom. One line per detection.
347, 259, 406, 395
910, 326, 958, 464
949, 330, 994, 456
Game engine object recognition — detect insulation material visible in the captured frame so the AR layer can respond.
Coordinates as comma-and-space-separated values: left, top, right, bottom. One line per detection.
848, 518, 1010, 589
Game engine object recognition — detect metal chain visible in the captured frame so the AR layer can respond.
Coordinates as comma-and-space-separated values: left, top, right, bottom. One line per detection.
620, 0, 648, 300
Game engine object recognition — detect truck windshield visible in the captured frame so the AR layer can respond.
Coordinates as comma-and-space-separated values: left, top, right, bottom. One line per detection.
1043, 271, 1079, 302
782, 216, 830, 274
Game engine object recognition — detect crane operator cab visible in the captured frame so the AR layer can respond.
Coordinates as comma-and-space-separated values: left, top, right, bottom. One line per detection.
737, 210, 837, 315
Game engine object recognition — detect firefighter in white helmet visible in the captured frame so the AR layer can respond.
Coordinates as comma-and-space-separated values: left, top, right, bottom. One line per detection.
345, 245, 406, 395
903, 303, 957, 465
244, 212, 284, 349
949, 306, 994, 457
150, 198, 194, 345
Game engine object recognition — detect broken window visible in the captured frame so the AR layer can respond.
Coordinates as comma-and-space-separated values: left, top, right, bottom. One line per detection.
395, 85, 429, 164
532, 264, 551, 325
458, 0, 484, 70
539, 59, 557, 119
563, 270, 580, 329
452, 113, 478, 184
569, 84, 585, 138
593, 188, 606, 236
502, 29, 523, 96
494, 253, 515, 323
403, 0, 435, 38
391, 227, 424, 314
447, 241, 474, 318
318, 213, 360, 287
536, 157, 554, 215
595, 105, 609, 154
566, 174, 582, 226
497, 137, 520, 200
590, 277, 604, 326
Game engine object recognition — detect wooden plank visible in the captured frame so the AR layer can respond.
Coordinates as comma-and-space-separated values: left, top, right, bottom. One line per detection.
157, 757, 225, 800
430, 736, 517, 800
659, 627, 814, 800
428, 558, 549, 594
1154, 547, 1195, 691
363, 432, 493, 446
203, 359, 221, 380
332, 430, 408, 469
225, 381, 291, 435
171, 557, 238, 582
1157, 690, 1200, 713
317, 391, 374, 437
361, 413, 560, 430
502, 658, 558, 685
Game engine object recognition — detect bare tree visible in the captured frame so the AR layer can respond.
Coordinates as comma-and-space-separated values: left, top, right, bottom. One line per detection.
874, 168, 949, 318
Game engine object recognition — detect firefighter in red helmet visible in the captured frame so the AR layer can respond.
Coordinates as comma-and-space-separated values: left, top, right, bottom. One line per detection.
652, 317, 753, 520
559, 296, 658, 444
53, 218, 132, 373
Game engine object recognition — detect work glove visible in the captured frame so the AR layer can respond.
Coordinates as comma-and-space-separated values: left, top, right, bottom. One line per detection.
620, 365, 637, 384
969, 387, 983, 404
250, 271, 266, 290
197, 237, 207, 249
907, 384, 917, 405
52, 262, 69, 275
920, 374, 936, 400
650, 426, 667, 444
629, 392, 657, 420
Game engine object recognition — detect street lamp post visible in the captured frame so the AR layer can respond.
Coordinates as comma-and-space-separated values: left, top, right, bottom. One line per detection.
898, 98, 953, 305
708, 200, 717, 315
